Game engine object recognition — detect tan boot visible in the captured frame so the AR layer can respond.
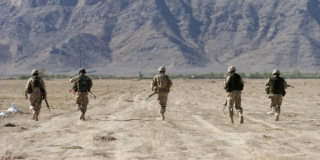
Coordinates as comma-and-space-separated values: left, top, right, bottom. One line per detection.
32, 112, 36, 120
35, 112, 39, 121
161, 113, 165, 120
238, 112, 244, 124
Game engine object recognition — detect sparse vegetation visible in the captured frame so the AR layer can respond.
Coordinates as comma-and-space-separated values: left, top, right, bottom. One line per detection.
13, 70, 320, 80
19, 75, 28, 80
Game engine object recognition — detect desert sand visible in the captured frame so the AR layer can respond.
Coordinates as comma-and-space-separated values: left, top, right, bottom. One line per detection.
0, 79, 320, 160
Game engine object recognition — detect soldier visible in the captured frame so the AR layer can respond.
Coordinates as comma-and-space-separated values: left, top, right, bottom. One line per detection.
25, 69, 47, 121
151, 66, 173, 120
70, 68, 93, 120
265, 69, 288, 121
223, 66, 244, 124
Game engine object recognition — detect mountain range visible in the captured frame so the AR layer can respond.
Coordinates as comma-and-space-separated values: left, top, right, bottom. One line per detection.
0, 0, 320, 75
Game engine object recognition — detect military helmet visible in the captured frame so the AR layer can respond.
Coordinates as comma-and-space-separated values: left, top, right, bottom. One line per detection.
158, 66, 166, 72
79, 68, 86, 74
228, 66, 236, 72
272, 69, 280, 75
31, 69, 39, 75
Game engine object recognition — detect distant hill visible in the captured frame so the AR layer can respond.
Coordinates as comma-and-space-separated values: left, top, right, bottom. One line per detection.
0, 0, 320, 75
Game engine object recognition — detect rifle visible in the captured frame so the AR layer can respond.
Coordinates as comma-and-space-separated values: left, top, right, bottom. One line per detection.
288, 85, 294, 88
89, 91, 96, 100
40, 87, 50, 112
45, 99, 51, 112
146, 86, 158, 100
223, 95, 229, 111
146, 93, 155, 100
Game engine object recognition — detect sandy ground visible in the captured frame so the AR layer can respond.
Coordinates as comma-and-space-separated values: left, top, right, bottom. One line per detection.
0, 79, 320, 160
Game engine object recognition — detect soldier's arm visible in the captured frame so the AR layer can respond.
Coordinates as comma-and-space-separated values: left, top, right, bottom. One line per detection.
90, 79, 93, 88
167, 76, 173, 88
70, 77, 77, 83
283, 80, 288, 89
264, 78, 271, 86
223, 76, 230, 89
150, 77, 157, 91
240, 77, 244, 87
24, 78, 32, 96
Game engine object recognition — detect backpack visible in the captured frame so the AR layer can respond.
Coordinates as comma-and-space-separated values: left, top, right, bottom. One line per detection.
226, 73, 243, 92
157, 75, 169, 89
77, 75, 91, 92
28, 77, 41, 94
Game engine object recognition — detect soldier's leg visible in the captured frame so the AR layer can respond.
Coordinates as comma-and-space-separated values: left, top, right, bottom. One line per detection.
29, 93, 37, 120
36, 93, 43, 121
35, 101, 42, 121
81, 105, 87, 120
162, 96, 168, 120
275, 96, 282, 121
157, 95, 166, 120
81, 93, 89, 120
235, 92, 244, 124
75, 93, 84, 119
228, 93, 235, 124
34, 95, 41, 121
75, 93, 82, 110
268, 96, 276, 114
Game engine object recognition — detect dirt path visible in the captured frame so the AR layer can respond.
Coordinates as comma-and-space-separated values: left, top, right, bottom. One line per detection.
0, 79, 320, 159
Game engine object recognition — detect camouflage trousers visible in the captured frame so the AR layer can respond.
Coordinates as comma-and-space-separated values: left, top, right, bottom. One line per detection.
227, 91, 243, 124
29, 91, 42, 120
269, 94, 282, 108
157, 93, 168, 114
228, 91, 242, 110
75, 92, 89, 114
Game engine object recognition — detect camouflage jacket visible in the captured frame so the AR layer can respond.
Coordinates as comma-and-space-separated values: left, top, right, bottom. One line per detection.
24, 77, 47, 96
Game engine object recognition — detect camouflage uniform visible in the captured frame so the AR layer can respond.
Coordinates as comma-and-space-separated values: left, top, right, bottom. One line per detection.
151, 67, 173, 120
70, 72, 93, 120
265, 70, 287, 121
224, 66, 244, 124
25, 76, 46, 121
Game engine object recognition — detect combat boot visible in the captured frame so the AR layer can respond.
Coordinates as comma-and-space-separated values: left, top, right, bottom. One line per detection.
238, 112, 244, 124
80, 111, 86, 120
161, 113, 165, 120
32, 112, 36, 120
35, 112, 39, 121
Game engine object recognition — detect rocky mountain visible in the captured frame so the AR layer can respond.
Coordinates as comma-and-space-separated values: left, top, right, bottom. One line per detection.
0, 0, 320, 75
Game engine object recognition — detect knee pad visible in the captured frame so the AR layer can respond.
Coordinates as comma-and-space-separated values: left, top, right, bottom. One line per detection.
236, 107, 243, 113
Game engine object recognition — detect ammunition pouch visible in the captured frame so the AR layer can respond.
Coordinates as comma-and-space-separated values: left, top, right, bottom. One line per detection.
265, 87, 270, 94
282, 89, 286, 97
